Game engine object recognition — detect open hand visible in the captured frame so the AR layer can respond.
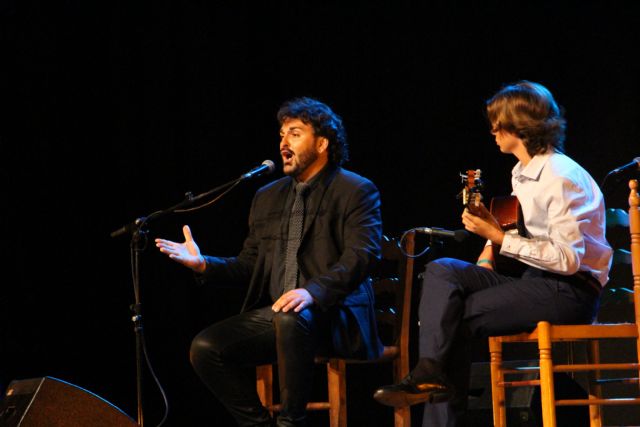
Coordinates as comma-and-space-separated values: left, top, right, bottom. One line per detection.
155, 225, 206, 273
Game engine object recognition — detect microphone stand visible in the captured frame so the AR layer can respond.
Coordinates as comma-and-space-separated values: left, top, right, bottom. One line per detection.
111, 175, 246, 426
600, 158, 640, 197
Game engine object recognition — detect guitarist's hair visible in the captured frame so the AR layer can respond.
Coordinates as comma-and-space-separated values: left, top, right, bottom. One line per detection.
486, 81, 566, 156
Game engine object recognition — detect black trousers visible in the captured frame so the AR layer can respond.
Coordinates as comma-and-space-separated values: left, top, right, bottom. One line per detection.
418, 258, 600, 427
189, 305, 331, 427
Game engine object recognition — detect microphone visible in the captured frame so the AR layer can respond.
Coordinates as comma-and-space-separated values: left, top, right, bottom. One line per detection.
240, 160, 275, 180
414, 227, 469, 242
609, 157, 640, 175
110, 217, 146, 238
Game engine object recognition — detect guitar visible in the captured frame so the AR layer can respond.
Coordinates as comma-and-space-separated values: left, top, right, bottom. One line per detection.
459, 170, 526, 276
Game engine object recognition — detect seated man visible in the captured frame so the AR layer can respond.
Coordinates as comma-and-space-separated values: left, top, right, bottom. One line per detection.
155, 97, 383, 427
374, 81, 612, 427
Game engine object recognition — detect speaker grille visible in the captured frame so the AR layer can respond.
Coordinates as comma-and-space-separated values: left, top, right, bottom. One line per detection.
0, 377, 137, 427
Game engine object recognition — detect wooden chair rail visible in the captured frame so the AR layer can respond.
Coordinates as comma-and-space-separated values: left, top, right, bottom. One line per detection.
555, 398, 640, 407
594, 377, 640, 385
264, 402, 332, 413
494, 323, 638, 343
500, 362, 640, 373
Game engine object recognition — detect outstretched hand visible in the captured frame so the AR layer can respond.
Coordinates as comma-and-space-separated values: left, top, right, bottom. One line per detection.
461, 202, 505, 245
155, 225, 206, 273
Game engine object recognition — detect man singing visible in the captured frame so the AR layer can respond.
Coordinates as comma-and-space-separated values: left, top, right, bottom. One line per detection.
156, 97, 383, 426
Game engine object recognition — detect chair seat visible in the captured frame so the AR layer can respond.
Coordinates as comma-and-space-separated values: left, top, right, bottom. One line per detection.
315, 345, 400, 365
493, 322, 638, 343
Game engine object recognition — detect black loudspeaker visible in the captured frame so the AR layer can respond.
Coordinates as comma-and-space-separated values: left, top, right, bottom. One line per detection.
0, 377, 137, 427
467, 361, 590, 427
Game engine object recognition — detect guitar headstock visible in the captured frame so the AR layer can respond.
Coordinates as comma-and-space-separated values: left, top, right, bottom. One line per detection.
459, 169, 484, 210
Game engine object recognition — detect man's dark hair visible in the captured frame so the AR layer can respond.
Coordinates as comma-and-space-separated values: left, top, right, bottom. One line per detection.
277, 97, 349, 166
486, 81, 566, 156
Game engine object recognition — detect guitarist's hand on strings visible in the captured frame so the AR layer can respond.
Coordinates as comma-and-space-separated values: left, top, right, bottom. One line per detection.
461, 202, 505, 245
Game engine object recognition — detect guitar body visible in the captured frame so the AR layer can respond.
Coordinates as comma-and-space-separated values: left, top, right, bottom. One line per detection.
489, 195, 519, 230
489, 195, 528, 277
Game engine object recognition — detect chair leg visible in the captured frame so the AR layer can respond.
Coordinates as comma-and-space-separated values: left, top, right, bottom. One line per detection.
489, 337, 506, 427
635, 283, 640, 395
256, 364, 274, 416
392, 358, 411, 427
537, 322, 557, 427
587, 340, 603, 427
392, 407, 410, 427
327, 358, 347, 427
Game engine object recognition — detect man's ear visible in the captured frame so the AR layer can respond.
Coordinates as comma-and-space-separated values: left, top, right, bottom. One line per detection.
316, 137, 329, 154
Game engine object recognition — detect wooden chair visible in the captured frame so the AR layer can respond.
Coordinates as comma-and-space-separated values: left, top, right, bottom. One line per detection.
256, 231, 416, 427
488, 179, 640, 427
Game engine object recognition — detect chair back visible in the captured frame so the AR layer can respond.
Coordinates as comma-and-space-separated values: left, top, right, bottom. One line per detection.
371, 232, 415, 349
600, 208, 633, 315
629, 180, 640, 328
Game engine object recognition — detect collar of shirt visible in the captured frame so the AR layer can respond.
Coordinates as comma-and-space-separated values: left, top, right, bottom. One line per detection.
512, 151, 554, 182
292, 164, 333, 195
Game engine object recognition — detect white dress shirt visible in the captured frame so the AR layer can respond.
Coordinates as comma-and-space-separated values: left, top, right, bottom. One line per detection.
497, 151, 612, 286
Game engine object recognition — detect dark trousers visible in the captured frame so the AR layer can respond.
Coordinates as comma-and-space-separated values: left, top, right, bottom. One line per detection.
190, 305, 331, 427
418, 258, 600, 427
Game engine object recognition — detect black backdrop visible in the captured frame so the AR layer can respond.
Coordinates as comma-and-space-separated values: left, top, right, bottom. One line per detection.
2, 1, 639, 426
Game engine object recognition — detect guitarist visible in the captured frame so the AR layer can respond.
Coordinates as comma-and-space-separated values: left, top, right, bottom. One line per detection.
374, 81, 613, 427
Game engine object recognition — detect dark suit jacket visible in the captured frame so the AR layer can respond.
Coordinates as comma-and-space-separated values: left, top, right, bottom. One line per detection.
199, 166, 383, 360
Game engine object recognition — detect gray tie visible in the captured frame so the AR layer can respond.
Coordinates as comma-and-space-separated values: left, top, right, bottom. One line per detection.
283, 182, 310, 293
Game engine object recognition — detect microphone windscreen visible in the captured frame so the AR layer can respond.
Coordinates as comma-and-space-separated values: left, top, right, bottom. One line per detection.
262, 159, 275, 174
454, 229, 470, 242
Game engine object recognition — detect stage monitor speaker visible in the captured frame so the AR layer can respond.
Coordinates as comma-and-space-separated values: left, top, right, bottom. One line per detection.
467, 361, 590, 427
0, 377, 137, 427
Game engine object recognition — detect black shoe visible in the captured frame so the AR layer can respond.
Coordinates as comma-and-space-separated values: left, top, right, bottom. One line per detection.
373, 373, 452, 407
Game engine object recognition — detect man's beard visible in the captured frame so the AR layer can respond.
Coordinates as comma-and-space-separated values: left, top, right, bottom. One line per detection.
284, 148, 318, 177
